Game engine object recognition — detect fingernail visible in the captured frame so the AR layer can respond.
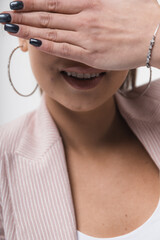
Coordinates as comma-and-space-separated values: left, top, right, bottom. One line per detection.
29, 38, 42, 47
4, 23, 19, 33
0, 13, 11, 23
10, 1, 24, 10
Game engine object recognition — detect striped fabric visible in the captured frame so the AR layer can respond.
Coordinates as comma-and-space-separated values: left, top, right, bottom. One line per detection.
0, 79, 160, 240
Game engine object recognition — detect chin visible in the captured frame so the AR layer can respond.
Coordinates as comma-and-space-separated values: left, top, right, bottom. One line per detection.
61, 101, 103, 113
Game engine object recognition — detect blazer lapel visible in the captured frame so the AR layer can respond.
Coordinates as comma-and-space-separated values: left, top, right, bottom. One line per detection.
115, 81, 160, 170
4, 93, 77, 239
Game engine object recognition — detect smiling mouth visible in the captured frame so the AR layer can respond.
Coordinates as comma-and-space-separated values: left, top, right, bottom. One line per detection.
60, 71, 106, 80
60, 71, 106, 90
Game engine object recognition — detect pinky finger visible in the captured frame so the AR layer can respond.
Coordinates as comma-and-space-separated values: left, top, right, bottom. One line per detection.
29, 38, 89, 64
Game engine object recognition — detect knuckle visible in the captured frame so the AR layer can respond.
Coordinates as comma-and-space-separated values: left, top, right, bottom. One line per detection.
45, 42, 55, 53
61, 43, 71, 57
86, 14, 97, 26
86, 16, 93, 25
78, 48, 86, 61
47, 0, 60, 12
86, 0, 93, 8
89, 0, 101, 9
39, 12, 51, 28
22, 27, 30, 39
77, 13, 95, 29
90, 26, 100, 38
47, 30, 58, 41
77, 22, 84, 29
87, 52, 97, 66
27, 0, 36, 10
77, 17, 85, 29
18, 13, 24, 24
91, 34, 99, 42
78, 14, 98, 30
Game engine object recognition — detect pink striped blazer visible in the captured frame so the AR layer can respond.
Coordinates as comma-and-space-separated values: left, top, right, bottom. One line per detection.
1, 79, 160, 240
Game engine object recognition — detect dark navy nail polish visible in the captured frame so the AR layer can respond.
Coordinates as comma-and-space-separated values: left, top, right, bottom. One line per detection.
29, 38, 42, 47
10, 1, 24, 10
0, 13, 11, 23
4, 24, 19, 33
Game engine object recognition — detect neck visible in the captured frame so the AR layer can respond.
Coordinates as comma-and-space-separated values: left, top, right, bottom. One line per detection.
45, 94, 127, 155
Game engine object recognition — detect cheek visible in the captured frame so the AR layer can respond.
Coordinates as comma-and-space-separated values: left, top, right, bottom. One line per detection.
104, 70, 129, 94
28, 46, 57, 84
28, 48, 66, 99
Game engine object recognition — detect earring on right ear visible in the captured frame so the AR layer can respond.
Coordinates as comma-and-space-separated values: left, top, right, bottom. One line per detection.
8, 45, 39, 97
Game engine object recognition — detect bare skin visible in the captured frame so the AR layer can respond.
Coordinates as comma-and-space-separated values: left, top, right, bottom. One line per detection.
66, 111, 160, 238
19, 38, 160, 238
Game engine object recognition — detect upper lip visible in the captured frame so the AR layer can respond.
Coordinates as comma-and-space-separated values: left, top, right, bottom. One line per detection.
61, 67, 106, 74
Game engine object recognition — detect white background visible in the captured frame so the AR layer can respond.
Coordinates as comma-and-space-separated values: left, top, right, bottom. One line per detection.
0, 0, 160, 126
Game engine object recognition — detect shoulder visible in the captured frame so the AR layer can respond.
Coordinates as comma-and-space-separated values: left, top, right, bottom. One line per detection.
0, 109, 37, 155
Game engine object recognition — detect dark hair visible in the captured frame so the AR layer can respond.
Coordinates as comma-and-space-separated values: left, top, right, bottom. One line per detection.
39, 69, 137, 95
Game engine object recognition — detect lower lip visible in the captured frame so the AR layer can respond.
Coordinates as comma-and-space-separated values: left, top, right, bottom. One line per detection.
60, 71, 106, 90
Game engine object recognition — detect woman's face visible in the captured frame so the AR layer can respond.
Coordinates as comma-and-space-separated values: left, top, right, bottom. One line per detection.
20, 39, 129, 112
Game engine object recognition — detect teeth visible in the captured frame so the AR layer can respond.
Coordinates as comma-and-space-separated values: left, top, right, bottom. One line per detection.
91, 73, 97, 77
64, 71, 103, 79
71, 72, 77, 77
77, 73, 84, 78
66, 72, 72, 76
84, 73, 92, 78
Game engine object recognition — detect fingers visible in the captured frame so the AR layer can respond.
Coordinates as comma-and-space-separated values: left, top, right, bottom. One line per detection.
29, 37, 89, 64
10, 0, 94, 14
0, 11, 78, 31
5, 23, 82, 47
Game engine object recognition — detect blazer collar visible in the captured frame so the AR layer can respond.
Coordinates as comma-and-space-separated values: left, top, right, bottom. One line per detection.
16, 92, 62, 161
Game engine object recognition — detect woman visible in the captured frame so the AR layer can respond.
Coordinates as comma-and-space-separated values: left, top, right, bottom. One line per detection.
0, 0, 160, 239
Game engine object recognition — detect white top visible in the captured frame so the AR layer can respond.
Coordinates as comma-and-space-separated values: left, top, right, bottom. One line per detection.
77, 170, 160, 240
77, 198, 160, 240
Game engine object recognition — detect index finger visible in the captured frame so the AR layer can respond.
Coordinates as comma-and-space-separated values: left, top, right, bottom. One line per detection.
10, 0, 95, 14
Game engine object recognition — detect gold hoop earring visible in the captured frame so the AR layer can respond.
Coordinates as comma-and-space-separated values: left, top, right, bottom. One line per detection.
8, 45, 39, 97
117, 67, 152, 99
